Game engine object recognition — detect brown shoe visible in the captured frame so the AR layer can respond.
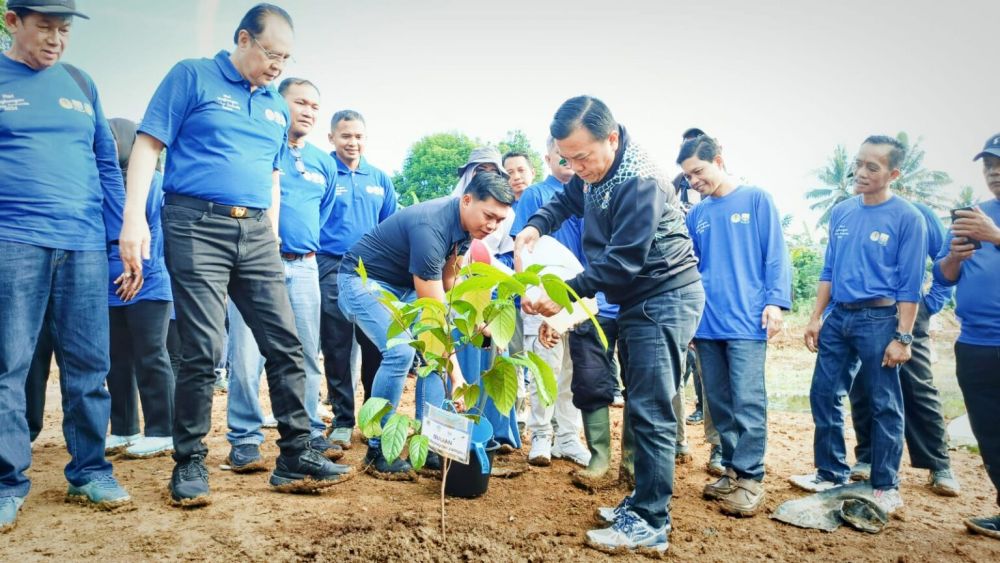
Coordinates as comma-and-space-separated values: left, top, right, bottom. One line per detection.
719, 477, 765, 517
703, 468, 736, 500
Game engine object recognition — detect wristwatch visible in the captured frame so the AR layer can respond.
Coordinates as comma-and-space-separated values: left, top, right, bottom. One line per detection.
893, 331, 914, 345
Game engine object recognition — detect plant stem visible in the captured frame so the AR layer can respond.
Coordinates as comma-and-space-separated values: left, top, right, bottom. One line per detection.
440, 457, 450, 537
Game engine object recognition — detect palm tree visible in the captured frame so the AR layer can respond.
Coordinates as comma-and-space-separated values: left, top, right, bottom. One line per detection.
805, 145, 853, 227
892, 132, 951, 210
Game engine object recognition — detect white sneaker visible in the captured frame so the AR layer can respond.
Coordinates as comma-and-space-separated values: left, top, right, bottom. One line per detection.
789, 472, 847, 492
528, 434, 552, 467
873, 488, 903, 514
262, 414, 278, 429
123, 436, 174, 459
105, 433, 141, 453
552, 436, 591, 468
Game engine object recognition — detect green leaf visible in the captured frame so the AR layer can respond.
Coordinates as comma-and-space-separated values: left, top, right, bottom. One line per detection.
525, 263, 545, 275
451, 275, 499, 300
385, 336, 416, 350
461, 261, 506, 282
526, 351, 557, 408
386, 319, 405, 340
481, 360, 518, 414
451, 300, 478, 326
454, 383, 480, 411
408, 434, 430, 470
381, 413, 411, 464
358, 397, 392, 439
412, 297, 448, 320
513, 271, 541, 287
541, 273, 574, 313
484, 300, 516, 350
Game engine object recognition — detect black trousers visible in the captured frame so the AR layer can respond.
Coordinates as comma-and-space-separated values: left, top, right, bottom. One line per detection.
163, 201, 310, 461
850, 301, 950, 471
25, 309, 56, 442
107, 300, 175, 437
167, 318, 182, 381
955, 341, 1000, 507
568, 315, 621, 412
318, 254, 381, 429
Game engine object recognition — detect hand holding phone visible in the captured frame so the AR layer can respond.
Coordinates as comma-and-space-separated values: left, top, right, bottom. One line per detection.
950, 207, 983, 250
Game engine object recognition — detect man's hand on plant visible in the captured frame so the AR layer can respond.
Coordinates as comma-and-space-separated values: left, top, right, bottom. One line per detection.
538, 322, 561, 349
513, 226, 541, 259
529, 293, 563, 317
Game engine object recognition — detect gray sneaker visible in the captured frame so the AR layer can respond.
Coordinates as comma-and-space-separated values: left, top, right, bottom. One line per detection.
928, 469, 961, 497
585, 509, 669, 554
707, 445, 724, 476
0, 496, 24, 533
327, 427, 353, 449
703, 468, 736, 500
719, 477, 765, 517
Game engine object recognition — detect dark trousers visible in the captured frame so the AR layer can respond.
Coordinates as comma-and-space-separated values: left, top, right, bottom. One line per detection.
167, 318, 182, 381
163, 201, 310, 461
955, 342, 1000, 507
26, 309, 56, 443
850, 301, 950, 471
568, 315, 620, 413
107, 300, 175, 438
617, 282, 705, 530
318, 254, 381, 429
682, 346, 704, 412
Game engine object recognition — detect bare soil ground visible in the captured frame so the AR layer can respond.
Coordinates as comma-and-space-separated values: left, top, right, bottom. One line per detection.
3, 325, 999, 562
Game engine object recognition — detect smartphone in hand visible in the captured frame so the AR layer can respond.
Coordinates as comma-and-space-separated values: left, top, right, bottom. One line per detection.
950, 206, 983, 249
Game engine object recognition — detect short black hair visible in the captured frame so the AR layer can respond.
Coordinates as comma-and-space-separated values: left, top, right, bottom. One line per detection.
682, 127, 706, 140
502, 151, 531, 167
463, 171, 514, 206
233, 3, 293, 44
550, 95, 617, 141
331, 109, 365, 129
862, 135, 907, 170
676, 135, 721, 165
278, 77, 319, 96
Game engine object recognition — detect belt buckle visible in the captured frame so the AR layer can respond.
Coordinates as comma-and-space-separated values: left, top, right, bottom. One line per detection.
230, 206, 248, 218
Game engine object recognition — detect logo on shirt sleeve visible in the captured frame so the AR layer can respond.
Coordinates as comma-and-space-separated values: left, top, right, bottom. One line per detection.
869, 230, 890, 246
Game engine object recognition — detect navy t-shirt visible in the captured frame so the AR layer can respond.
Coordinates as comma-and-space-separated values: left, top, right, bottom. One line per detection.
0, 55, 124, 251
138, 51, 289, 208
345, 196, 468, 289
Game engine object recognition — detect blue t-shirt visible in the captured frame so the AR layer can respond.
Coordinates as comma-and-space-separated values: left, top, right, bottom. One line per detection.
108, 172, 172, 306
278, 142, 337, 255
820, 195, 927, 304
0, 56, 124, 251
687, 186, 792, 340
512, 176, 584, 258
933, 199, 1000, 346
138, 51, 289, 208
346, 196, 468, 289
318, 155, 398, 257
911, 201, 954, 314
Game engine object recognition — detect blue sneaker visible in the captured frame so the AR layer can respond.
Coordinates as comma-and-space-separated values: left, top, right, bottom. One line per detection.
596, 492, 634, 524
1, 496, 25, 533
586, 509, 670, 554
222, 443, 268, 474
66, 474, 131, 509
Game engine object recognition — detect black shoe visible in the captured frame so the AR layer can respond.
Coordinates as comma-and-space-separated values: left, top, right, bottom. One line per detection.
686, 409, 704, 425
309, 435, 345, 461
169, 455, 211, 507
363, 446, 416, 481
222, 443, 268, 474
269, 445, 353, 493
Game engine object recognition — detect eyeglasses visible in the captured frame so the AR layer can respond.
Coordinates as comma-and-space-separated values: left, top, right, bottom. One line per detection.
289, 146, 306, 174
250, 35, 294, 64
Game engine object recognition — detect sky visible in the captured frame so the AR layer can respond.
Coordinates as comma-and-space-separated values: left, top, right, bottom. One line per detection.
58, 0, 1000, 230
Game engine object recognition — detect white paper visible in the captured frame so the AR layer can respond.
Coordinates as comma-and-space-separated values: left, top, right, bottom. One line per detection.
422, 403, 472, 464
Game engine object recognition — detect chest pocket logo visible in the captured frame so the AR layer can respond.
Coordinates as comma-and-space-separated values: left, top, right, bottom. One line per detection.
730, 212, 751, 224
365, 185, 385, 197
58, 97, 93, 116
869, 231, 890, 246
301, 171, 326, 185
264, 108, 287, 127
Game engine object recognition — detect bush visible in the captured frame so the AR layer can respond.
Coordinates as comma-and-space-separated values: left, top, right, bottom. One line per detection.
790, 245, 823, 312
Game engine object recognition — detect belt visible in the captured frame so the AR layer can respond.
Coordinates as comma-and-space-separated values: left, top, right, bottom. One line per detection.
839, 298, 896, 310
165, 193, 265, 219
281, 251, 316, 261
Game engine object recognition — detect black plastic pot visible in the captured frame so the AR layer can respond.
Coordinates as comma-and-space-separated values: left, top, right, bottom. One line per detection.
444, 442, 500, 498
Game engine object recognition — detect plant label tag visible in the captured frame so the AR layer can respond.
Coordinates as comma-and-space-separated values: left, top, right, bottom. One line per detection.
423, 404, 471, 465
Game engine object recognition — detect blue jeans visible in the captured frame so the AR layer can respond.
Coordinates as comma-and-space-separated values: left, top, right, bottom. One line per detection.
337, 273, 443, 446
810, 305, 904, 490
617, 282, 705, 530
226, 257, 326, 445
694, 339, 768, 480
0, 241, 114, 498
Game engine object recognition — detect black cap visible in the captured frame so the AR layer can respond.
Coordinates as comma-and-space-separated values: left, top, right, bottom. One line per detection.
7, 0, 89, 19
973, 133, 1000, 161
681, 127, 706, 140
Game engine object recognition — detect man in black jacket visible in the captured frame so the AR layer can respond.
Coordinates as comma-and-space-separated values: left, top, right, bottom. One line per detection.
516, 96, 704, 555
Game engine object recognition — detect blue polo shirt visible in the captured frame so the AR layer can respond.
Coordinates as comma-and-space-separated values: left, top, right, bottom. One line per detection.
820, 195, 927, 304
319, 155, 398, 257
933, 199, 1000, 345
108, 172, 172, 306
138, 51, 289, 208
911, 201, 954, 314
278, 142, 337, 255
687, 186, 792, 340
0, 55, 124, 251
512, 176, 584, 258
345, 196, 468, 289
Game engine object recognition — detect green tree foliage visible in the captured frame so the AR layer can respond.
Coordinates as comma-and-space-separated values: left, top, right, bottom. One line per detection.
805, 144, 852, 227
0, 0, 11, 51
892, 131, 951, 210
952, 185, 976, 210
497, 129, 543, 180
789, 246, 823, 312
392, 132, 477, 202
